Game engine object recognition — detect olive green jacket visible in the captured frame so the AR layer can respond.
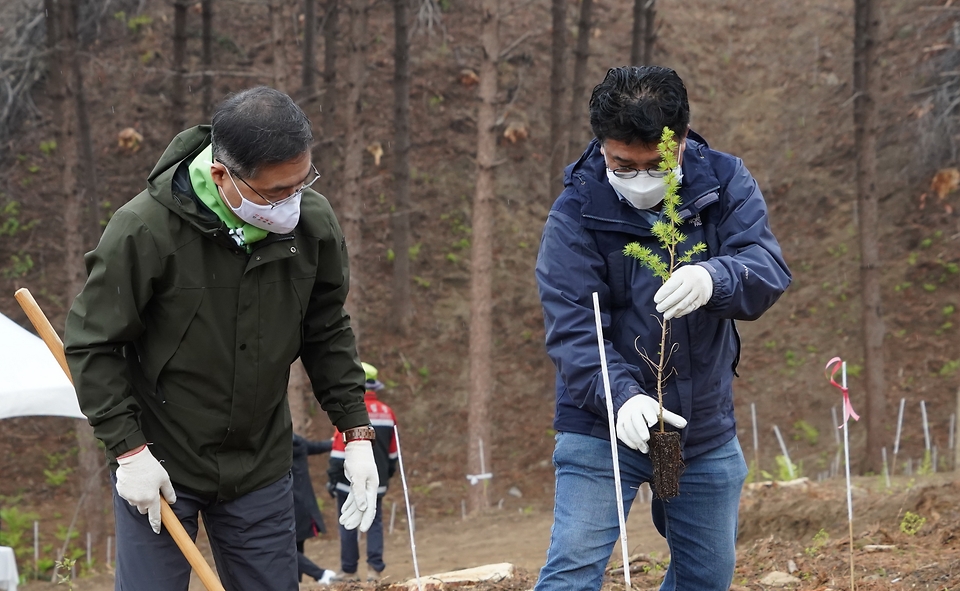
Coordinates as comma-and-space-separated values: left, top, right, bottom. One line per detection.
65, 126, 369, 501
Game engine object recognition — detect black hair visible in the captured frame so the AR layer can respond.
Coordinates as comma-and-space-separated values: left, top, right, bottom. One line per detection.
588, 66, 690, 146
211, 86, 313, 178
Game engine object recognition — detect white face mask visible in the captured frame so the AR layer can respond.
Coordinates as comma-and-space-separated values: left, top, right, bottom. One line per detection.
220, 171, 302, 234
606, 166, 683, 210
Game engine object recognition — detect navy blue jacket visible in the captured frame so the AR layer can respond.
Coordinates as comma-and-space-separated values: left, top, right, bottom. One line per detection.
535, 132, 791, 459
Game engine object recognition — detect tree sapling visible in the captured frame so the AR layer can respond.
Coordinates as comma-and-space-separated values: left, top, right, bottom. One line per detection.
622, 127, 706, 498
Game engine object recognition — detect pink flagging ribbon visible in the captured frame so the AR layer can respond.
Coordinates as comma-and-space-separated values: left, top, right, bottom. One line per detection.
825, 356, 860, 426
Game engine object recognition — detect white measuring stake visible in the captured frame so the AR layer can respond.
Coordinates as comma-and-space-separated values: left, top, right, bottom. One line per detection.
592, 292, 631, 589
86, 532, 91, 566
34, 521, 39, 577
389, 501, 396, 535
393, 425, 423, 591
106, 536, 112, 568
840, 363, 855, 524
921, 400, 931, 452
881, 447, 890, 488
831, 406, 841, 446
772, 425, 795, 479
750, 402, 759, 474
892, 397, 906, 474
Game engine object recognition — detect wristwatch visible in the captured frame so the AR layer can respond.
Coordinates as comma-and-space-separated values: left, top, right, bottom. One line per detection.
342, 425, 376, 443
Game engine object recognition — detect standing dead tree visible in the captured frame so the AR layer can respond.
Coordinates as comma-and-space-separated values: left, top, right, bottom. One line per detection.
340, 0, 369, 341
467, 0, 500, 515
548, 0, 568, 201
853, 0, 884, 475
390, 0, 413, 335
171, 0, 189, 135
566, 0, 593, 159
270, 0, 289, 92
303, 0, 317, 94
201, 0, 214, 117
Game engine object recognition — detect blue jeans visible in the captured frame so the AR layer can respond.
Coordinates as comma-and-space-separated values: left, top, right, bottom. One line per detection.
336, 491, 385, 574
535, 433, 747, 591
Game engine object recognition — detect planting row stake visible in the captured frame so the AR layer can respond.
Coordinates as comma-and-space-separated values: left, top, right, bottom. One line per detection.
771, 425, 795, 480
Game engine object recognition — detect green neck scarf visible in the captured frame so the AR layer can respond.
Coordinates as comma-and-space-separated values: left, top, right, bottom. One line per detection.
188, 145, 269, 246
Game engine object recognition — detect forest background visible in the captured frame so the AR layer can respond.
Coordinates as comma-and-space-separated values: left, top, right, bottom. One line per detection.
0, 0, 959, 587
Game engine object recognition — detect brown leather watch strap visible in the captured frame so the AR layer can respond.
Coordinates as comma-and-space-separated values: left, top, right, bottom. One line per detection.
342, 425, 376, 443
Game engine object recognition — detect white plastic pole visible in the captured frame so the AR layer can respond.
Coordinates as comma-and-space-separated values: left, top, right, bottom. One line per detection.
86, 532, 91, 566
881, 447, 890, 488
389, 502, 396, 534
771, 425, 795, 479
892, 398, 906, 474
831, 406, 841, 446
393, 425, 422, 591
34, 521, 39, 578
921, 400, 931, 452
750, 402, 759, 476
592, 292, 631, 589
949, 413, 955, 451
840, 362, 855, 591
106, 536, 112, 568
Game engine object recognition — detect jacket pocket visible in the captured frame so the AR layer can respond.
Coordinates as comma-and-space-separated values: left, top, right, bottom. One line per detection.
137, 286, 205, 394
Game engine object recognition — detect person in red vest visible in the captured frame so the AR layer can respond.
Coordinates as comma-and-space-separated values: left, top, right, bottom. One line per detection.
328, 362, 398, 582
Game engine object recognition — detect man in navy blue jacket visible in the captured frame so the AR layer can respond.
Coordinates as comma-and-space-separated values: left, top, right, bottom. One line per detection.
534, 66, 791, 591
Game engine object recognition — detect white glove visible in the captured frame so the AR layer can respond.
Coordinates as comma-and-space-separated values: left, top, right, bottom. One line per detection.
654, 264, 714, 321
616, 395, 688, 453
116, 445, 177, 534
339, 440, 379, 532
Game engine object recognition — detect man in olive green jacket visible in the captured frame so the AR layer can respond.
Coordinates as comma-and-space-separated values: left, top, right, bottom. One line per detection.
65, 87, 379, 591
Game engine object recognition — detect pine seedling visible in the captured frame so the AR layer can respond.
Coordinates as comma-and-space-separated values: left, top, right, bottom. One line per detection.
622, 127, 706, 498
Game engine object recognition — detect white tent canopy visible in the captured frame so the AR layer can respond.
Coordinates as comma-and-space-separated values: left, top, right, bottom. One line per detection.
0, 312, 85, 420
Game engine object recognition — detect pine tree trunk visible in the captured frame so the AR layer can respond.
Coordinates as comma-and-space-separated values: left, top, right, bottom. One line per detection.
303, 0, 317, 94
319, 0, 339, 185
853, 0, 884, 475
340, 0, 368, 342
567, 0, 592, 160
202, 0, 214, 116
630, 0, 645, 65
171, 0, 189, 135
467, 0, 499, 515
548, 0, 568, 201
59, 0, 107, 548
391, 0, 413, 335
642, 0, 656, 64
270, 0, 289, 92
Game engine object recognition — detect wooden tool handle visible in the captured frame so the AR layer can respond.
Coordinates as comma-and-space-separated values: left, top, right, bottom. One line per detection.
13, 288, 226, 591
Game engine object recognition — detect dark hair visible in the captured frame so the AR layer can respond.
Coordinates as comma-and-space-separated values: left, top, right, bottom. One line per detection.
211, 86, 313, 178
589, 66, 690, 146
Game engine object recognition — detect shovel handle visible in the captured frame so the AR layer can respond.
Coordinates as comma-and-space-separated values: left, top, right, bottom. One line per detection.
14, 288, 226, 591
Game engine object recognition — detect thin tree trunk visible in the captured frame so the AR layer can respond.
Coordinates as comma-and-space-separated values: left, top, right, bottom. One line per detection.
60, 0, 107, 549
467, 0, 498, 515
340, 0, 367, 341
202, 0, 214, 117
67, 0, 97, 232
630, 0, 645, 65
391, 0, 413, 335
642, 0, 656, 64
270, 0, 289, 92
853, 0, 884, 475
566, 0, 592, 159
44, 0, 62, 131
548, 0, 568, 201
319, 0, 339, 185
303, 0, 317, 94
171, 0, 189, 134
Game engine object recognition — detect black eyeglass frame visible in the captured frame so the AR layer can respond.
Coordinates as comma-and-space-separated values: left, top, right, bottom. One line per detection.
608, 167, 673, 180
221, 160, 322, 208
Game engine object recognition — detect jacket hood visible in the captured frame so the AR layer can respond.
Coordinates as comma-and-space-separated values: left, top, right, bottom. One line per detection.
145, 125, 223, 233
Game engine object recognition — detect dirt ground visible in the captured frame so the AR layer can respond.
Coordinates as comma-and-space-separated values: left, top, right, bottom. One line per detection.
14, 474, 960, 590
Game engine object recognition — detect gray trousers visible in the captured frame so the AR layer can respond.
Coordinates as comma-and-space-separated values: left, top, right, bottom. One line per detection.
112, 472, 298, 591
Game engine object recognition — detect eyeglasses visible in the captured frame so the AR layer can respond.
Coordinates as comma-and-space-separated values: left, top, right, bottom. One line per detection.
223, 161, 321, 208
608, 167, 672, 180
